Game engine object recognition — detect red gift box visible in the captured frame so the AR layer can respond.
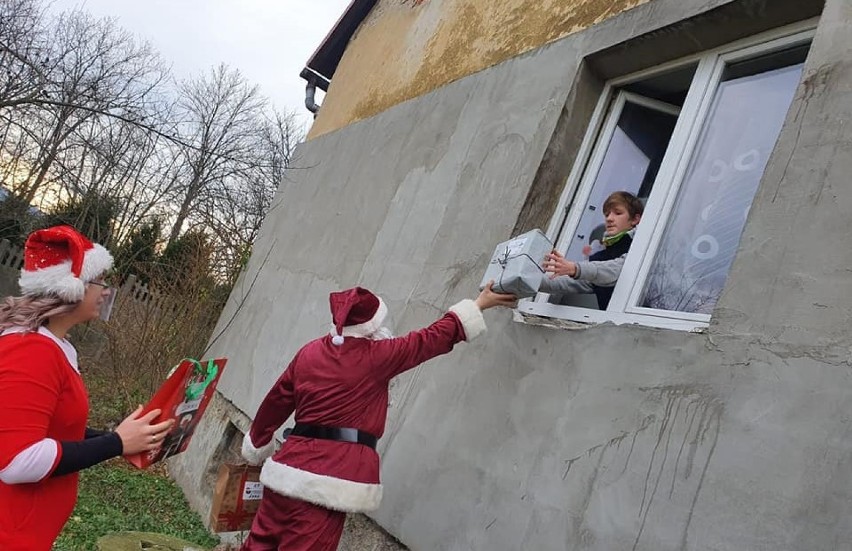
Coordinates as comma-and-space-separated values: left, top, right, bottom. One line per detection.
125, 357, 227, 469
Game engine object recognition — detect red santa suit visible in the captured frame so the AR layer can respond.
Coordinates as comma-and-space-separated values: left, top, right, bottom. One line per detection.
240, 287, 486, 551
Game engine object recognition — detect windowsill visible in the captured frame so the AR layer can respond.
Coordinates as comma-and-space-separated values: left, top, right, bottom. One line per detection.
515, 300, 708, 333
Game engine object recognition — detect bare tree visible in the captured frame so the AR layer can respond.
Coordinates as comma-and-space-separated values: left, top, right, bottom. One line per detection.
0, 1, 305, 289
198, 108, 302, 282
2, 8, 169, 204
0, 0, 51, 109
167, 64, 266, 246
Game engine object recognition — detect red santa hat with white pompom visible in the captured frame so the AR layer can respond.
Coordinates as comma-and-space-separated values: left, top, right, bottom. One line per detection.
18, 225, 114, 302
328, 287, 388, 345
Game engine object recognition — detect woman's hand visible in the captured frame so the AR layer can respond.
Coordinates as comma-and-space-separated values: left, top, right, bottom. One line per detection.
115, 406, 175, 455
543, 249, 577, 278
475, 281, 518, 310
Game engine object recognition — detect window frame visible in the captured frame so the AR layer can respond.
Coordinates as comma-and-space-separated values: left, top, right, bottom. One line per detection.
521, 20, 818, 333
552, 90, 681, 264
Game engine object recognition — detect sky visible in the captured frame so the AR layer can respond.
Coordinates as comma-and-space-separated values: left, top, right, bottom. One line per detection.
48, 0, 352, 131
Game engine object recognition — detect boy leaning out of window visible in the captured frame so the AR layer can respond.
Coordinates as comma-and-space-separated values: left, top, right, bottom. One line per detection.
540, 191, 644, 310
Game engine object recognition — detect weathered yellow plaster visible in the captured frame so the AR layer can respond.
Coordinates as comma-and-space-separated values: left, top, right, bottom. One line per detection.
307, 0, 650, 139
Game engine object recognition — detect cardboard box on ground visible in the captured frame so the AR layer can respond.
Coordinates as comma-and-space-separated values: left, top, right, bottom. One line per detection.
210, 464, 263, 533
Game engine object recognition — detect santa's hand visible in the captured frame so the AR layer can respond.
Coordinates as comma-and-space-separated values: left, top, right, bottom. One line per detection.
475, 281, 518, 310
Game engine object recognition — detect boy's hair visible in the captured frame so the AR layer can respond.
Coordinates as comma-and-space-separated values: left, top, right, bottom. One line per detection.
603, 191, 644, 218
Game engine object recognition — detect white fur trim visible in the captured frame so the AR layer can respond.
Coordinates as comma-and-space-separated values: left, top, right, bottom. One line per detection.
80, 244, 113, 281
18, 244, 112, 302
449, 299, 487, 341
340, 297, 388, 338
260, 458, 383, 513
19, 260, 86, 301
241, 432, 276, 466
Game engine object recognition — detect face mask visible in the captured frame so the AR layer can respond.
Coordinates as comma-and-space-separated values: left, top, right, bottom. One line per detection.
99, 288, 117, 322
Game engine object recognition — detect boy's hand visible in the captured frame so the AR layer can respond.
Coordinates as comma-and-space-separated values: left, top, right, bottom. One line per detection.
543, 249, 577, 278
475, 281, 518, 310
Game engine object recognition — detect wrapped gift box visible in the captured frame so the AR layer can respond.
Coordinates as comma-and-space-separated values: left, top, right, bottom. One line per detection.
480, 229, 552, 298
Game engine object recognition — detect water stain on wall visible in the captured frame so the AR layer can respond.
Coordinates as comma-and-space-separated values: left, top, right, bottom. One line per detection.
559, 385, 723, 550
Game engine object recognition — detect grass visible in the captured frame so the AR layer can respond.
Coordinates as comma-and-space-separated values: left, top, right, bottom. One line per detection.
53, 459, 220, 550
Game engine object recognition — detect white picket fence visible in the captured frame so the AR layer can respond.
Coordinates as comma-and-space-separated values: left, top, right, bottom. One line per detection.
0, 238, 24, 271
0, 239, 24, 297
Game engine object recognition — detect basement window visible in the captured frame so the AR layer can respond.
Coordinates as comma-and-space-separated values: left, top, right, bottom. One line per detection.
519, 22, 815, 332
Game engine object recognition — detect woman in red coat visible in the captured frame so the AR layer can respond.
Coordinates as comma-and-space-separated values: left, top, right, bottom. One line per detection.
0, 226, 174, 551
240, 282, 516, 550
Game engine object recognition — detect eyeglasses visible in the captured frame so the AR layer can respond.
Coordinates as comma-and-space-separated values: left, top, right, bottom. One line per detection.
88, 279, 112, 290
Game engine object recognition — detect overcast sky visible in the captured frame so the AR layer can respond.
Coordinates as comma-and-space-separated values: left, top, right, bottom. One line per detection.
48, 0, 352, 130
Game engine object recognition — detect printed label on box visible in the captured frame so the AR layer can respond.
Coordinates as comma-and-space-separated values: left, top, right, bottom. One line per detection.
243, 481, 263, 501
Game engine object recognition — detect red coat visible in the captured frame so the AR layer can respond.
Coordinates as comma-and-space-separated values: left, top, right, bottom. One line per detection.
0, 331, 88, 551
242, 299, 485, 512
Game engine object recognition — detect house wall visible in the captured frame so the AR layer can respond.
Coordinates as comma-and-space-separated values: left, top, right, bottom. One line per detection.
307, 0, 651, 139
172, 0, 852, 548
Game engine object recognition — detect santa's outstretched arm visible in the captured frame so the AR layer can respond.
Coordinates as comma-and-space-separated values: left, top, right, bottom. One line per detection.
377, 283, 517, 380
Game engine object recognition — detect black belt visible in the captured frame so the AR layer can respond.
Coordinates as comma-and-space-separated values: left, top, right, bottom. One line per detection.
290, 423, 378, 449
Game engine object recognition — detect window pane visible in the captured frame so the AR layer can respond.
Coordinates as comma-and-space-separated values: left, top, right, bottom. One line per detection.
565, 100, 677, 262
641, 55, 806, 314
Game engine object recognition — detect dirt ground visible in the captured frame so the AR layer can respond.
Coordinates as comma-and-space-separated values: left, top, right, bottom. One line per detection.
211, 513, 407, 550
337, 514, 408, 551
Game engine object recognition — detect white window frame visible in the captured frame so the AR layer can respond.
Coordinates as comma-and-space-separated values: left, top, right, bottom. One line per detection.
521, 20, 818, 333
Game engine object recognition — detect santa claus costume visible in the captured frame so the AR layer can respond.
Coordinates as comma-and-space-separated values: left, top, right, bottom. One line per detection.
240, 287, 487, 551
0, 226, 118, 551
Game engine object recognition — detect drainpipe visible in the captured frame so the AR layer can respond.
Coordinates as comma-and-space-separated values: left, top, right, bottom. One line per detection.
305, 76, 321, 117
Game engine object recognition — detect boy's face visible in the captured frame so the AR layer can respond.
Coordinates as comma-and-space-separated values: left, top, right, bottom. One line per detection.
604, 203, 641, 235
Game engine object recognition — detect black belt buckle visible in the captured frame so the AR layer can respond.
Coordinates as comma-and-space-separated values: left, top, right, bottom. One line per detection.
291, 423, 378, 449
337, 428, 359, 443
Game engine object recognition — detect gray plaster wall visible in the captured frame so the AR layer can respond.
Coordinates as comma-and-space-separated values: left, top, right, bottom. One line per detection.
172, 0, 852, 549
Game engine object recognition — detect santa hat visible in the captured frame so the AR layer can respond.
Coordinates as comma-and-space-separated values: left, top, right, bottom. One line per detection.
18, 225, 114, 302
328, 287, 388, 346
